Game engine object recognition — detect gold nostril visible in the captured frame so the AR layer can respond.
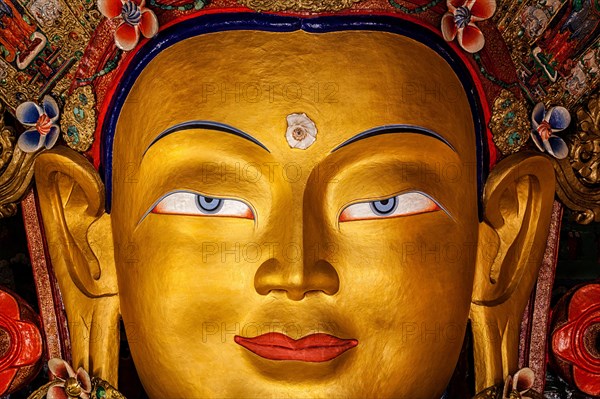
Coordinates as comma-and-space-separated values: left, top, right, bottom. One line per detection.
254, 258, 283, 296
307, 259, 340, 296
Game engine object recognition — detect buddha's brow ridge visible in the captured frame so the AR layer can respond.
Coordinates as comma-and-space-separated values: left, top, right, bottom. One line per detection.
331, 124, 456, 153
143, 120, 271, 156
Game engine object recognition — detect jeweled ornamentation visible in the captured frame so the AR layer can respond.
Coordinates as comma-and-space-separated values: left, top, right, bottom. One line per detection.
147, 0, 207, 11
388, 0, 444, 14
236, 0, 363, 12
490, 90, 529, 156
0, 0, 99, 112
28, 0, 62, 27
61, 86, 97, 153
27, 359, 126, 399
47, 358, 92, 399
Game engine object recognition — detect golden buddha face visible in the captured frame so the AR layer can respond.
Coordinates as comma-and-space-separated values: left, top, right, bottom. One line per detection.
109, 30, 479, 398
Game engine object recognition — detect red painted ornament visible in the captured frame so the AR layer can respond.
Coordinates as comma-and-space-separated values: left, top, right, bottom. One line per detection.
0, 288, 44, 396
550, 282, 600, 396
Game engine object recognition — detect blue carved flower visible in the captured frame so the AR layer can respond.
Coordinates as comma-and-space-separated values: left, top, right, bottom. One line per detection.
530, 102, 571, 159
15, 96, 60, 153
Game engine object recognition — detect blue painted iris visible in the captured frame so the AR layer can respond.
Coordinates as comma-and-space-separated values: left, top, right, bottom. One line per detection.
339, 192, 441, 222
149, 191, 254, 220
370, 198, 398, 216
196, 196, 224, 214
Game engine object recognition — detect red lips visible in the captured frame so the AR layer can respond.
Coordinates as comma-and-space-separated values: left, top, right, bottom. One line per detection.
234, 332, 358, 362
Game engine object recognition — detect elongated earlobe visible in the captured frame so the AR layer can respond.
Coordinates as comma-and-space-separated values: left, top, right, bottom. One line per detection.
471, 152, 555, 392
34, 146, 120, 386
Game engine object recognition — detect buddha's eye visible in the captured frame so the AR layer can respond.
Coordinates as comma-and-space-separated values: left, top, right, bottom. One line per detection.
151, 192, 254, 219
339, 192, 440, 222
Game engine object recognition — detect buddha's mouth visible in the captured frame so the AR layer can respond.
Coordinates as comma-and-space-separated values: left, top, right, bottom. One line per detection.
234, 332, 358, 362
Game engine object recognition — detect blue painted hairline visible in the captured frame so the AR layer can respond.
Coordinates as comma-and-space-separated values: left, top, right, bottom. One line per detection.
101, 13, 489, 218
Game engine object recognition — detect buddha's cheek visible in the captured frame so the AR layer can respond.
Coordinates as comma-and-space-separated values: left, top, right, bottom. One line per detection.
113, 216, 261, 397
332, 213, 477, 394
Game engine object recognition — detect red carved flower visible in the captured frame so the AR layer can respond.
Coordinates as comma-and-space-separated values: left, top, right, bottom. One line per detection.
97, 0, 159, 51
0, 291, 43, 395
441, 0, 496, 53
47, 358, 92, 399
551, 283, 600, 396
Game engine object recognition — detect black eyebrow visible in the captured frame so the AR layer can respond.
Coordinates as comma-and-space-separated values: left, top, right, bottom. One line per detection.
331, 124, 456, 153
143, 120, 270, 156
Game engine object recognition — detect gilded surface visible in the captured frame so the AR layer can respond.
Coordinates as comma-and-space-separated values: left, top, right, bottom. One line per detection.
571, 94, 600, 185
236, 0, 363, 11
29, 29, 558, 398
0, 0, 590, 395
552, 94, 600, 224
0, 104, 37, 218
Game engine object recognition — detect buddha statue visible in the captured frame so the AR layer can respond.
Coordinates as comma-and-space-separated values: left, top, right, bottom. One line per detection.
24, 12, 556, 399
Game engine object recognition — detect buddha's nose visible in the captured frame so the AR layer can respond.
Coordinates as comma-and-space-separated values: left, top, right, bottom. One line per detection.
253, 207, 339, 301
254, 258, 339, 300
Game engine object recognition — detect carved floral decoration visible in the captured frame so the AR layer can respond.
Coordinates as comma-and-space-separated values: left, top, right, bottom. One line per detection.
530, 102, 571, 159
15, 96, 61, 153
550, 283, 600, 396
441, 0, 496, 53
570, 95, 600, 185
47, 358, 92, 399
26, 358, 126, 399
285, 113, 317, 150
474, 367, 543, 398
98, 0, 159, 51
0, 290, 43, 396
502, 368, 536, 399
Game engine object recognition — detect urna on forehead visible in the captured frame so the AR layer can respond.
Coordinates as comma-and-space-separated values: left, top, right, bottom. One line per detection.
104, 14, 489, 213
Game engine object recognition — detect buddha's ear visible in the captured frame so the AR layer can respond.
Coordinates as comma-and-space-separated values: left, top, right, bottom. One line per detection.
470, 152, 555, 392
34, 146, 120, 386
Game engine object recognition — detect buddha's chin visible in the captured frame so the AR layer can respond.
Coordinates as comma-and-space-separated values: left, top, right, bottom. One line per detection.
140, 356, 447, 399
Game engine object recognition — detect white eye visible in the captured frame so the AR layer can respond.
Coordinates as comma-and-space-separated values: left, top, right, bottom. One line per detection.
151, 192, 254, 219
339, 192, 439, 222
